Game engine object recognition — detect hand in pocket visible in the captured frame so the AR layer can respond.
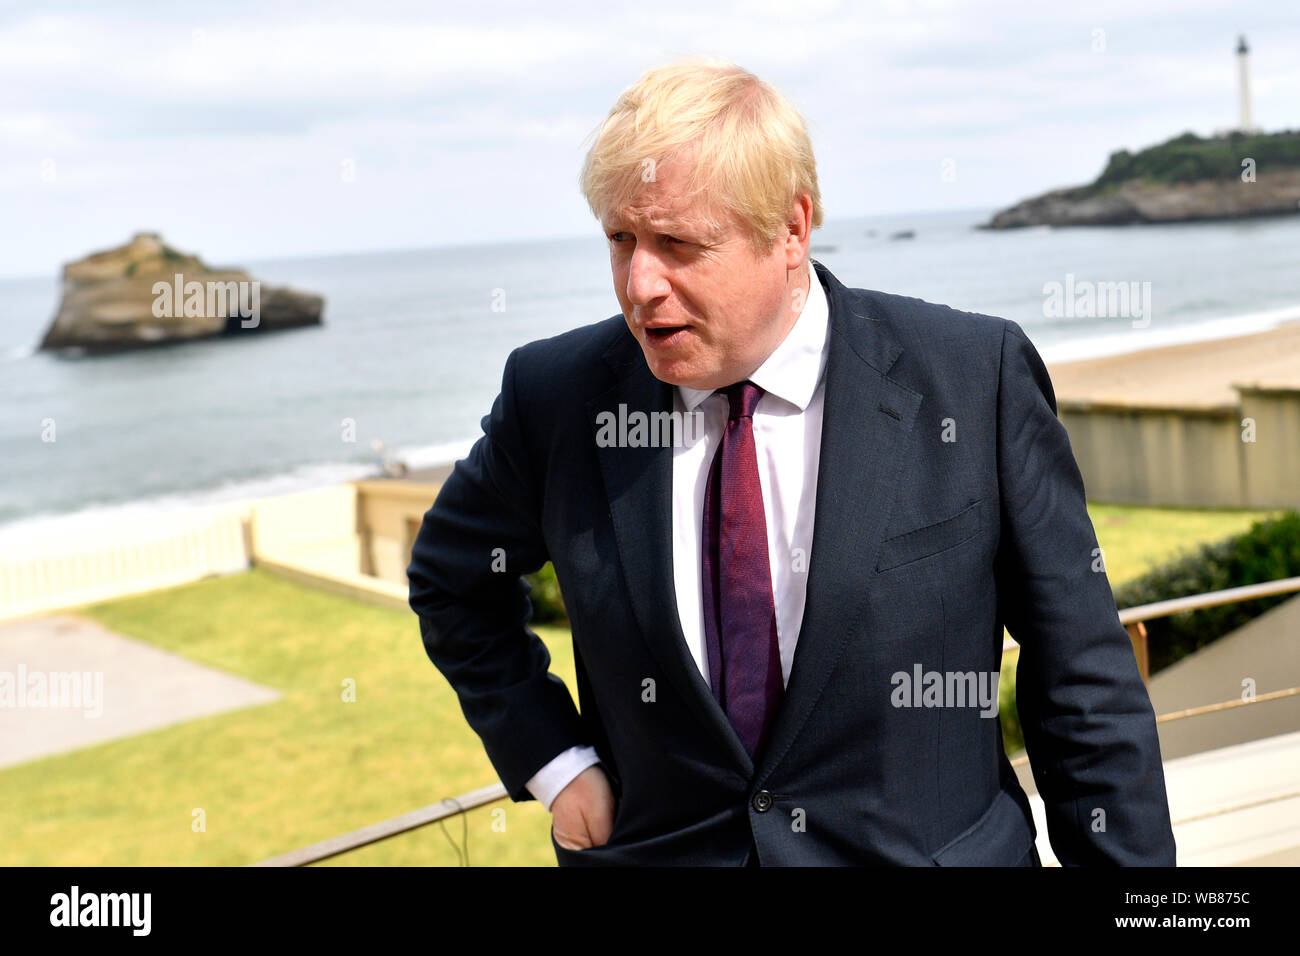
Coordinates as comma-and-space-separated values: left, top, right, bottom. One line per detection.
550, 764, 616, 850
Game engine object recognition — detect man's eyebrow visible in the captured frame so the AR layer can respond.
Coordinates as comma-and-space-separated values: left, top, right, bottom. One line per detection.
604, 216, 712, 238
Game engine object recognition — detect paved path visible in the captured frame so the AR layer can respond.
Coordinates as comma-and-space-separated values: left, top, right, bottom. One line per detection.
1029, 727, 1300, 866
0, 614, 280, 770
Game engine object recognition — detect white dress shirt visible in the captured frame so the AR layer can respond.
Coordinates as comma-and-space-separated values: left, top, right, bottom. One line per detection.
526, 260, 831, 810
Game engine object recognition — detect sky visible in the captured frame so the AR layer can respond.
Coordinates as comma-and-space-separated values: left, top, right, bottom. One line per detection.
2, 0, 1298, 279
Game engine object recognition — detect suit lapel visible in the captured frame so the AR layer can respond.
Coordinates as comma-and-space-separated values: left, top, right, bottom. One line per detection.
755, 261, 923, 783
586, 346, 754, 772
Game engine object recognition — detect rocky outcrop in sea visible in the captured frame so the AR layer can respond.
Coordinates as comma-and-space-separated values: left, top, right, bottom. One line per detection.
39, 233, 324, 354
983, 167, 1300, 229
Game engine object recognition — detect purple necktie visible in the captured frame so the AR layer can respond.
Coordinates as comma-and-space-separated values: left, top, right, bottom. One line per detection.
701, 380, 784, 760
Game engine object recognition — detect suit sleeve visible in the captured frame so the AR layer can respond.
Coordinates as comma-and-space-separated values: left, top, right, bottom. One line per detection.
406, 346, 588, 802
994, 319, 1177, 865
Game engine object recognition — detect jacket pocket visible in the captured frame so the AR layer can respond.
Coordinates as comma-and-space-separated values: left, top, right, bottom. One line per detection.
875, 497, 984, 574
931, 785, 1037, 866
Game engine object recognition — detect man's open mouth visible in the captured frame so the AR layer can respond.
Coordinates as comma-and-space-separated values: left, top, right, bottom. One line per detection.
645, 325, 690, 343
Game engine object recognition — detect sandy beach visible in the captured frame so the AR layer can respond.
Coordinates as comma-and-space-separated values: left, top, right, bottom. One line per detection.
1046, 319, 1300, 410
401, 464, 455, 485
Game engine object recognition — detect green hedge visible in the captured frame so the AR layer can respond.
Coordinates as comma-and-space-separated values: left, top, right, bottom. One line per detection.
1112, 510, 1300, 674
525, 562, 568, 624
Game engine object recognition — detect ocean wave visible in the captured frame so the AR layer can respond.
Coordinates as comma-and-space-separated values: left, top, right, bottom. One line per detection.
1038, 303, 1300, 365
0, 343, 36, 362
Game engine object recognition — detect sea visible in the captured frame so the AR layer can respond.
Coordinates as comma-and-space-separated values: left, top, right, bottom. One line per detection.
3, 206, 1299, 551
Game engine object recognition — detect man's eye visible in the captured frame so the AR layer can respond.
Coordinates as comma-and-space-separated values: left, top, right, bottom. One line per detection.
607, 232, 687, 246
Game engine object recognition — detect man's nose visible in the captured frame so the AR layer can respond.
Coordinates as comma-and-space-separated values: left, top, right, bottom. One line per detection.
626, 245, 669, 305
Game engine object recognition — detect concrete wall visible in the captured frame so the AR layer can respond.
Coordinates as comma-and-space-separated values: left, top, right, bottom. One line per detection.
255, 555, 409, 612
248, 483, 361, 576
1060, 403, 1243, 507
353, 479, 439, 585
246, 479, 438, 611
0, 478, 430, 622
1238, 386, 1300, 509
1060, 386, 1300, 509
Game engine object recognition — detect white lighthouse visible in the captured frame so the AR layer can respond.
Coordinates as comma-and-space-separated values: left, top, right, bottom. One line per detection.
1237, 35, 1259, 133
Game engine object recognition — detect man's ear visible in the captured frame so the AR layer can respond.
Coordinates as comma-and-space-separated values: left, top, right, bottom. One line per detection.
783, 192, 813, 270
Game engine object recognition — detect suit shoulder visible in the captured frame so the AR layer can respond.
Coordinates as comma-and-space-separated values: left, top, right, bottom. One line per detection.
506, 314, 629, 397
852, 287, 1008, 346
513, 313, 627, 366
827, 283, 1009, 392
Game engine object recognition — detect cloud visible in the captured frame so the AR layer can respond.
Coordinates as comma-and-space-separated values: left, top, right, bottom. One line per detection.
1, 0, 1297, 278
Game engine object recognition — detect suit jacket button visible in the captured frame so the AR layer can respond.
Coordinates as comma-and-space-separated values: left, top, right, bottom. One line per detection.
752, 790, 773, 813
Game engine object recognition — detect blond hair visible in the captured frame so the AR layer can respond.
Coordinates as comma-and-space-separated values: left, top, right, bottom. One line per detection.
578, 58, 823, 256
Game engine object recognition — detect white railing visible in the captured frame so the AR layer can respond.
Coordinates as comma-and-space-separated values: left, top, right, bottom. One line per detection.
0, 509, 250, 621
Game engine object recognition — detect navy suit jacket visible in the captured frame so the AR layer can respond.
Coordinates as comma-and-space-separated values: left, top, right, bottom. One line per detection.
406, 259, 1177, 866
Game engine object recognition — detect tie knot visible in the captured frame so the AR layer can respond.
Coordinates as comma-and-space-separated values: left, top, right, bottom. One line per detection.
722, 380, 764, 420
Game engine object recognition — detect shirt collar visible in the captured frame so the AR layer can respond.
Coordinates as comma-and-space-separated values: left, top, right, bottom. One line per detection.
678, 259, 830, 413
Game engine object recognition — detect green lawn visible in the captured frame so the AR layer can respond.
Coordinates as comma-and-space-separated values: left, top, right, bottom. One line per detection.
0, 502, 1283, 865
0, 568, 570, 866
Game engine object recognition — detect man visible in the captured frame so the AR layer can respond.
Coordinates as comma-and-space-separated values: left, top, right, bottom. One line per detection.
406, 59, 1177, 866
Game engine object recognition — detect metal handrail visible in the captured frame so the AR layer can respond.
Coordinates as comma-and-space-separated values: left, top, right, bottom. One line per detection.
250, 783, 507, 867
258, 576, 1300, 866
1118, 575, 1300, 625
1008, 684, 1300, 768
1002, 574, 1300, 660
1120, 576, 1300, 684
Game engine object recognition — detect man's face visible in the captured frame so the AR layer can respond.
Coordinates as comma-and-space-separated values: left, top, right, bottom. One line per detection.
602, 155, 808, 390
